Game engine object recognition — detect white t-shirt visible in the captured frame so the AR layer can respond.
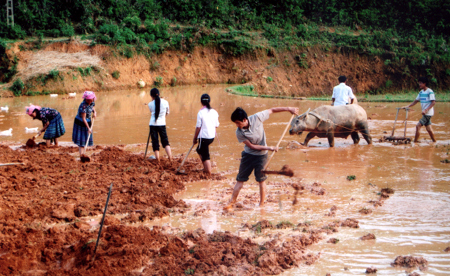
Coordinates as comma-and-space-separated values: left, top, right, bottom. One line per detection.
196, 107, 219, 139
148, 98, 169, 126
416, 88, 435, 116
332, 83, 355, 106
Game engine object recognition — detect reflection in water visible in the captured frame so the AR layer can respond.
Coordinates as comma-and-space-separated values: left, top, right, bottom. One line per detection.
1, 87, 450, 275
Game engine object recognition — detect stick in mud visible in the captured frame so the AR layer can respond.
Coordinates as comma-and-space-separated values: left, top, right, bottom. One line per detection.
92, 183, 113, 263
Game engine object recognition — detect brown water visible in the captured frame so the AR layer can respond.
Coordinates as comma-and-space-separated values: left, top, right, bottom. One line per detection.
1, 86, 449, 275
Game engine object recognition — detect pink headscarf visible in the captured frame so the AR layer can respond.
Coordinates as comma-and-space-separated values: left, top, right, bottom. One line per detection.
83, 91, 96, 100
25, 104, 41, 115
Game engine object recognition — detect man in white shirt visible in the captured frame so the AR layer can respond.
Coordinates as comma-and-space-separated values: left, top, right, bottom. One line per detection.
402, 77, 436, 142
332, 76, 355, 106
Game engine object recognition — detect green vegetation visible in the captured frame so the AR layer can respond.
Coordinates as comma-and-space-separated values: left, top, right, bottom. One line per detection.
0, 1, 448, 66
1, 1, 450, 95
347, 175, 356, 181
111, 70, 120, 79
227, 85, 257, 97
154, 76, 163, 87
10, 78, 24, 96
228, 85, 450, 102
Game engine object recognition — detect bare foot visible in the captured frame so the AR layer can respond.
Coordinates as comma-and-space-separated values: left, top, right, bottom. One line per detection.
223, 203, 234, 211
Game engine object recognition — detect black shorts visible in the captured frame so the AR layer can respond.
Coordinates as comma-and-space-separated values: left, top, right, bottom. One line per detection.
196, 138, 214, 161
150, 125, 170, 151
236, 151, 268, 182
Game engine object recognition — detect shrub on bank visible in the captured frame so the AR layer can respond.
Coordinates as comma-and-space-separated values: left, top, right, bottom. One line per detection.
10, 78, 24, 96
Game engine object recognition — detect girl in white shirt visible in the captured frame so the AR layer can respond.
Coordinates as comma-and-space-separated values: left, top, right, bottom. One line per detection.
192, 94, 219, 174
148, 88, 172, 161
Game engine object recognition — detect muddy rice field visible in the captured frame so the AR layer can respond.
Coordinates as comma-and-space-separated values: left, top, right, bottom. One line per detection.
1, 85, 449, 275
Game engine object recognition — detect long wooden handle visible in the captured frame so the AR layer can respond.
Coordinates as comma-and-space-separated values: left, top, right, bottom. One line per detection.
84, 118, 95, 148
177, 144, 195, 171
264, 114, 295, 171
0, 163, 25, 166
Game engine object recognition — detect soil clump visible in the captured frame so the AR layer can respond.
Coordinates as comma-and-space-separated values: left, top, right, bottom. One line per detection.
391, 255, 428, 271
360, 233, 376, 240
365, 267, 377, 273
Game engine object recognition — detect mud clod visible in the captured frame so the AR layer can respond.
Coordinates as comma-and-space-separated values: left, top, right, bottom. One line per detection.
365, 267, 377, 273
340, 218, 359, 228
360, 233, 376, 240
359, 208, 373, 215
327, 238, 339, 244
391, 255, 428, 270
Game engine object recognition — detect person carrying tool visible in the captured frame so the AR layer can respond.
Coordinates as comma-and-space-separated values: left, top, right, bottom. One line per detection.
26, 104, 65, 146
192, 94, 219, 175
223, 106, 298, 210
331, 75, 356, 106
148, 88, 172, 161
72, 91, 97, 155
402, 76, 436, 143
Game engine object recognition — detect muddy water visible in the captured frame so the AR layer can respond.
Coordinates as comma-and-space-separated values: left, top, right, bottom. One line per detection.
1, 87, 450, 275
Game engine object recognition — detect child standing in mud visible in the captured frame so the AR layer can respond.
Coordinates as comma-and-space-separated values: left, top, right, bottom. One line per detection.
224, 106, 298, 210
26, 104, 66, 146
402, 76, 436, 143
148, 88, 172, 161
192, 94, 219, 175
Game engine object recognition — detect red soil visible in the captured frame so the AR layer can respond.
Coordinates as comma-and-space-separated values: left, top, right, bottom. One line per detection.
0, 145, 326, 275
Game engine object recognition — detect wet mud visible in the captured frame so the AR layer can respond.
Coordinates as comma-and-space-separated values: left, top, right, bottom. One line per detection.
0, 145, 228, 274
0, 144, 343, 275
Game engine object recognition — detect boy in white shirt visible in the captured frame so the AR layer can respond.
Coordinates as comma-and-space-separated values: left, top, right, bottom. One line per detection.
403, 77, 436, 142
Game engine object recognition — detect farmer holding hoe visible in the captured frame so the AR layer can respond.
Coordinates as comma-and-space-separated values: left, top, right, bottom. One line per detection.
26, 104, 66, 146
192, 93, 219, 175
402, 76, 436, 143
224, 106, 299, 210
72, 91, 97, 155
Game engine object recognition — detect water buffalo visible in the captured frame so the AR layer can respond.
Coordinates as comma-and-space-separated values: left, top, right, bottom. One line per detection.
289, 105, 372, 147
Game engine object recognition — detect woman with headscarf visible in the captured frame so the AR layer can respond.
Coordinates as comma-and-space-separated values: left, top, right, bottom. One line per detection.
192, 93, 219, 175
148, 88, 172, 161
72, 91, 97, 155
26, 104, 65, 146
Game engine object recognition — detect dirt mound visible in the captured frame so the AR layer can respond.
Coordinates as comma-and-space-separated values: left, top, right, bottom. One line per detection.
340, 218, 359, 228
391, 255, 428, 270
360, 233, 376, 240
0, 144, 328, 275
0, 145, 226, 225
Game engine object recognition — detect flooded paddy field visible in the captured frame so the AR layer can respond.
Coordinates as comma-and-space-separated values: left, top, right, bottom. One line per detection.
1, 85, 449, 275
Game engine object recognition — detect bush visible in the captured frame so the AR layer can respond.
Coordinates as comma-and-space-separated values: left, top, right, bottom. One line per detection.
60, 23, 75, 37
112, 71, 120, 79
10, 78, 24, 96
171, 76, 177, 86
154, 76, 163, 87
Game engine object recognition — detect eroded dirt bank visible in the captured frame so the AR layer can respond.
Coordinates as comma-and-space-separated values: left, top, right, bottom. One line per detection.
2, 40, 444, 97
